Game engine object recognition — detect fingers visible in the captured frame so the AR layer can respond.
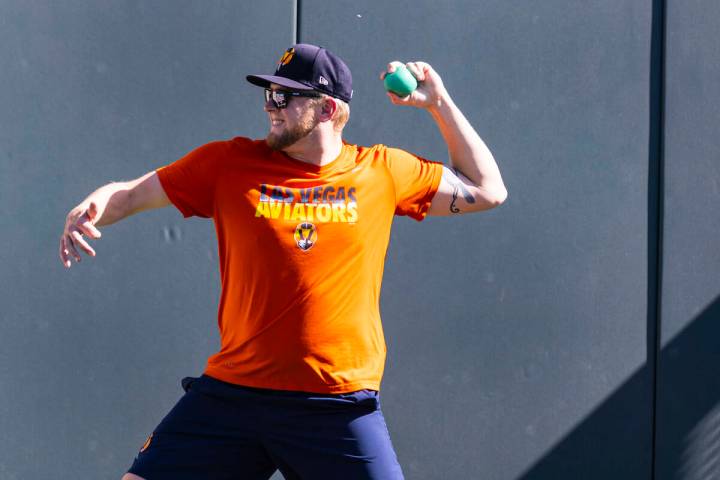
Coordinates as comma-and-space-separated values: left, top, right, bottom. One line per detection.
59, 236, 72, 268
380, 61, 431, 82
405, 62, 428, 82
60, 234, 82, 266
380, 61, 402, 80
381, 60, 436, 108
70, 230, 96, 257
60, 225, 99, 268
60, 204, 104, 268
76, 217, 102, 239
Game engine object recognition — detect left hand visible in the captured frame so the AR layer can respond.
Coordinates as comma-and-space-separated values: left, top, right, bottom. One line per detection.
380, 61, 447, 109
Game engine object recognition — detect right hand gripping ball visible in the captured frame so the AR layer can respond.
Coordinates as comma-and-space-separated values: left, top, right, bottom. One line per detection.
383, 62, 418, 97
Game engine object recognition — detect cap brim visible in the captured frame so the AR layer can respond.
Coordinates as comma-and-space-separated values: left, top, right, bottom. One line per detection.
246, 74, 315, 91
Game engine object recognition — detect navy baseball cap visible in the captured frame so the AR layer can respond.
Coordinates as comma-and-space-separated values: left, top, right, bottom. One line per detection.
247, 44, 353, 103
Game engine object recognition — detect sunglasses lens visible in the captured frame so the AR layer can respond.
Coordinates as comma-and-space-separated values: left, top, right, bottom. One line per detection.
264, 90, 288, 108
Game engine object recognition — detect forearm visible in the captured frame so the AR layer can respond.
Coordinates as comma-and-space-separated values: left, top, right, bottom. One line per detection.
75, 182, 132, 227
428, 91, 506, 196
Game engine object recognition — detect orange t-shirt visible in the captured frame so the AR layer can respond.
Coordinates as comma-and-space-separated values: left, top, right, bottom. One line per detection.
156, 137, 443, 393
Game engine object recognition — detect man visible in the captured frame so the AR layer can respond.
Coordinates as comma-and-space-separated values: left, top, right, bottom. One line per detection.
59, 44, 506, 480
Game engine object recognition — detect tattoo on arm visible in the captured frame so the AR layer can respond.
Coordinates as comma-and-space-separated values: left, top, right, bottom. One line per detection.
444, 167, 476, 214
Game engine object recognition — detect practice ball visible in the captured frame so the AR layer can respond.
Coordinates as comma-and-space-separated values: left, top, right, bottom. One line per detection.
384, 63, 417, 97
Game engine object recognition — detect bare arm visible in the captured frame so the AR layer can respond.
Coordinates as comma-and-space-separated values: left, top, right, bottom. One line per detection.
429, 165, 503, 215
382, 61, 507, 215
59, 171, 171, 268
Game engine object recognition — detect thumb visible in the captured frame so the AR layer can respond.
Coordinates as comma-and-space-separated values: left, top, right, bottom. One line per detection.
87, 202, 98, 222
387, 91, 412, 104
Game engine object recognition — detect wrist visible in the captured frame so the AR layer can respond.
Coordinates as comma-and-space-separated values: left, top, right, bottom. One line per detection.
427, 88, 453, 116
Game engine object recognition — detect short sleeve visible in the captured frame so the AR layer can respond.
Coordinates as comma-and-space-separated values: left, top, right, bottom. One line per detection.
384, 147, 444, 221
156, 141, 229, 218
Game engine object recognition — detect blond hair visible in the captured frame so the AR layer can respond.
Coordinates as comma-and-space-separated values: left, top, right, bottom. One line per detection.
313, 94, 350, 131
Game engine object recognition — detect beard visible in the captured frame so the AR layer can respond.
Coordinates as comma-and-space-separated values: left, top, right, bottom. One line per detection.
266, 109, 319, 151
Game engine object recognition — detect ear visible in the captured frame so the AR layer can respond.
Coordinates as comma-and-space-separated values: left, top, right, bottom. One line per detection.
319, 97, 337, 122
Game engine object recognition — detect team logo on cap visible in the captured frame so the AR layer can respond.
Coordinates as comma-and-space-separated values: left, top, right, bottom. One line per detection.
294, 222, 317, 251
139, 433, 153, 453
278, 48, 295, 66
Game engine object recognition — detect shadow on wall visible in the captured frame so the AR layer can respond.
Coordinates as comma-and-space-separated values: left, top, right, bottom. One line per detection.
520, 2, 720, 477
516, 295, 720, 480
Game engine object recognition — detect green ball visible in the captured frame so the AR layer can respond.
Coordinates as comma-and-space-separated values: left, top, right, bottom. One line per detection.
384, 64, 418, 97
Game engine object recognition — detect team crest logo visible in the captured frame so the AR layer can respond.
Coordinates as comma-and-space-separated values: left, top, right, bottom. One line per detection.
139, 433, 153, 453
278, 48, 295, 67
294, 222, 317, 251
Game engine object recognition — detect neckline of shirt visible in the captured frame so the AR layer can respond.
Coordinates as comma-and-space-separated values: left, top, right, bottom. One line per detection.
269, 141, 356, 176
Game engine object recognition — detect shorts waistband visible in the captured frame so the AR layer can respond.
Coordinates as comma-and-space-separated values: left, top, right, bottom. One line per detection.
183, 374, 379, 401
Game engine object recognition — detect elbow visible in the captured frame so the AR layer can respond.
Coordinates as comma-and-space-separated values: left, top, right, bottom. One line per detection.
468, 185, 507, 212
493, 187, 508, 206
480, 186, 507, 210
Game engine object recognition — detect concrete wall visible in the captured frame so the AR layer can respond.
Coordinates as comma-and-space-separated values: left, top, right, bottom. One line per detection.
0, 1, 716, 479
1, 2, 292, 478
656, 1, 720, 479
305, 1, 653, 478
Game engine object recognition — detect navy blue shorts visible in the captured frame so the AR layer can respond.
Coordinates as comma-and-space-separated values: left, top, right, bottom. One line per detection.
126, 375, 404, 479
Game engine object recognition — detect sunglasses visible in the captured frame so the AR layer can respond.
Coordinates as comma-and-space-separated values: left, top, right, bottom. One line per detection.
264, 88, 322, 109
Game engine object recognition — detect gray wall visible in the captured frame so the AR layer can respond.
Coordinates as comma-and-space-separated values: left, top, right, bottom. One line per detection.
306, 1, 653, 479
0, 1, 716, 479
1, 1, 292, 478
656, 1, 720, 479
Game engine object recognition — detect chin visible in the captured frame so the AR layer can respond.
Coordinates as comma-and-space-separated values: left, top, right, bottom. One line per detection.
266, 133, 287, 151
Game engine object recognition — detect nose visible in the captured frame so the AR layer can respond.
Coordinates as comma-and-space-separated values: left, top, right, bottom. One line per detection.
264, 96, 277, 112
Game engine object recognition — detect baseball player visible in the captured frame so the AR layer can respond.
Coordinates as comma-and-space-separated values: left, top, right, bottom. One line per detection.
60, 44, 506, 479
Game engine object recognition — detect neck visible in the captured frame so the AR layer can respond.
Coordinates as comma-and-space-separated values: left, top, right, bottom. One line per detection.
282, 129, 344, 166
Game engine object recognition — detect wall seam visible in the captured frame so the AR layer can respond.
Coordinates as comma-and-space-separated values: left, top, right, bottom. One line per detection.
649, 0, 667, 479
294, 0, 302, 44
